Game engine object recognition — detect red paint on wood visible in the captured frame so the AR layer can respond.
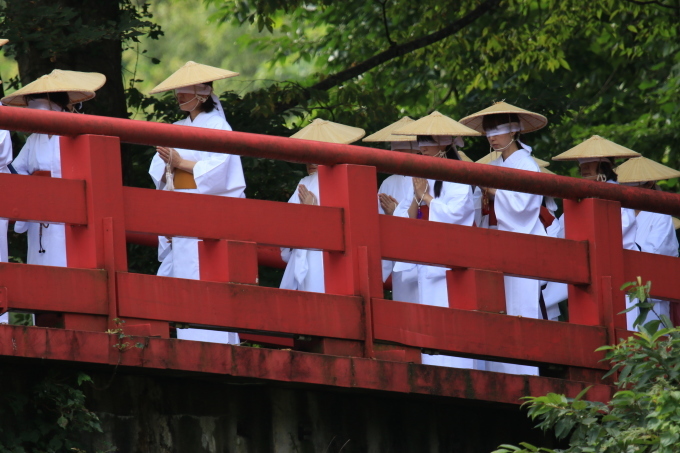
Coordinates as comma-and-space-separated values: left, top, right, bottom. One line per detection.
622, 250, 680, 303
447, 268, 506, 313
381, 215, 590, 284
199, 240, 258, 284
0, 173, 87, 224
564, 199, 627, 329
372, 298, 608, 369
123, 186, 345, 251
0, 106, 677, 216
116, 272, 364, 340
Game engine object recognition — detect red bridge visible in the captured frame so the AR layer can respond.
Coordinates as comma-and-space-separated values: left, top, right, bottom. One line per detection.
1, 107, 679, 450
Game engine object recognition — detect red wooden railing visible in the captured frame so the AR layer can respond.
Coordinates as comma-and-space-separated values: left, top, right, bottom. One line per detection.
0, 106, 679, 386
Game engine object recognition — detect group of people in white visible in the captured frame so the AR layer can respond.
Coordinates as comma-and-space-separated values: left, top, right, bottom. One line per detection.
0, 52, 678, 376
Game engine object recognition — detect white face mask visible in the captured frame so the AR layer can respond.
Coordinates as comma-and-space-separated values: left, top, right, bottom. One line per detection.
27, 98, 64, 112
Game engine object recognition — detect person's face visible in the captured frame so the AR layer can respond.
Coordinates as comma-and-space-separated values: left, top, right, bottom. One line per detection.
639, 181, 656, 190
420, 145, 445, 156
177, 92, 203, 112
487, 132, 514, 151
579, 161, 600, 180
306, 163, 318, 175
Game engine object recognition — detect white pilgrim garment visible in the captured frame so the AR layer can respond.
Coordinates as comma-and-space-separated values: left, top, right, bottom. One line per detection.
542, 207, 567, 321
629, 210, 678, 325
149, 109, 246, 344
0, 125, 11, 325
378, 174, 419, 303
280, 172, 325, 293
12, 100, 66, 268
483, 148, 544, 376
393, 178, 476, 368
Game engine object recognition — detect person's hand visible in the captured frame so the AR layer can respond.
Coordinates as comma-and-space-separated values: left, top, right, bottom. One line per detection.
482, 187, 497, 197
379, 193, 399, 215
157, 147, 183, 168
298, 184, 318, 205
413, 178, 433, 205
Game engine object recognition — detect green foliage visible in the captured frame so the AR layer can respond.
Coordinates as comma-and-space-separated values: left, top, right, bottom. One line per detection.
0, 370, 110, 453
494, 279, 680, 453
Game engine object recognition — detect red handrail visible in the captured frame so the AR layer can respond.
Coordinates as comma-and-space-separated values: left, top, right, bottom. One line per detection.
0, 106, 677, 216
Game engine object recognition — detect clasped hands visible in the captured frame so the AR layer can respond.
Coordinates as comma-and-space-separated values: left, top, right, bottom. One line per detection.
298, 184, 318, 205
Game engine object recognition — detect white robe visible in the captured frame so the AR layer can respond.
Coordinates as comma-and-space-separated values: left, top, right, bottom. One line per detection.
149, 109, 246, 344
0, 128, 11, 325
630, 210, 679, 326
483, 149, 545, 376
12, 132, 66, 267
378, 174, 419, 303
280, 173, 325, 293
394, 178, 476, 368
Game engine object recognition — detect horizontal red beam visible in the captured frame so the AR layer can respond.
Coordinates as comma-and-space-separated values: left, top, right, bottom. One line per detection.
0, 325, 614, 405
372, 299, 608, 369
381, 216, 591, 284
116, 272, 364, 340
0, 108, 677, 216
623, 250, 680, 303
0, 173, 87, 225
0, 262, 107, 314
123, 187, 345, 251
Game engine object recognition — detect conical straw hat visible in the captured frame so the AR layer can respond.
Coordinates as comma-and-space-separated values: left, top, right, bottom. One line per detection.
1, 69, 105, 106
614, 157, 680, 184
393, 111, 481, 137
457, 151, 473, 163
459, 101, 547, 134
150, 61, 239, 94
363, 117, 415, 142
0, 39, 8, 47
290, 118, 365, 144
475, 151, 549, 168
673, 217, 680, 230
540, 167, 555, 175
552, 135, 641, 161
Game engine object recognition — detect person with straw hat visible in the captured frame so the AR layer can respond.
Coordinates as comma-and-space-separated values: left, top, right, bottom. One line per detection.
552, 135, 642, 329
0, 39, 11, 325
363, 116, 420, 304
615, 156, 680, 325
2, 69, 105, 269
280, 118, 365, 293
391, 111, 480, 369
459, 102, 548, 375
147, 61, 245, 345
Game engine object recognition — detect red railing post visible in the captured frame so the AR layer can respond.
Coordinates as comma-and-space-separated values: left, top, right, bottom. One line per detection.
446, 269, 506, 314
314, 164, 420, 361
563, 198, 627, 381
61, 134, 168, 337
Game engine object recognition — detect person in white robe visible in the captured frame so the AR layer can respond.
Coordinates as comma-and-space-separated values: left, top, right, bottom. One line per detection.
377, 141, 420, 303
393, 134, 477, 368
616, 156, 680, 326
0, 107, 12, 325
279, 119, 365, 293
148, 61, 245, 344
552, 135, 643, 330
460, 103, 551, 376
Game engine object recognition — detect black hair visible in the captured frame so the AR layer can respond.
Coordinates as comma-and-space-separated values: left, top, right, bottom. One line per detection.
434, 143, 461, 198
598, 158, 618, 182
198, 81, 216, 113
25, 92, 70, 111
481, 112, 527, 150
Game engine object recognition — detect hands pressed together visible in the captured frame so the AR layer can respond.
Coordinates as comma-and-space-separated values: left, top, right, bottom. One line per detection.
378, 193, 399, 215
298, 184, 318, 205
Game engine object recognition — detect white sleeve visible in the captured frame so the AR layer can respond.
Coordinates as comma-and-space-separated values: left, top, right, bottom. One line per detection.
429, 182, 474, 226
193, 153, 246, 197
0, 130, 12, 169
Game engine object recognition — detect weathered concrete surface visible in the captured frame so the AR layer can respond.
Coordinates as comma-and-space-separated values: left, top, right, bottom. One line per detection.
0, 361, 560, 453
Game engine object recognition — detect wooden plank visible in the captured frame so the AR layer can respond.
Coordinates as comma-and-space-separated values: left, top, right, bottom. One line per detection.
623, 250, 680, 303
123, 187, 345, 251
0, 325, 614, 405
372, 298, 608, 369
0, 262, 107, 314
380, 215, 591, 284
116, 272, 364, 340
0, 173, 87, 225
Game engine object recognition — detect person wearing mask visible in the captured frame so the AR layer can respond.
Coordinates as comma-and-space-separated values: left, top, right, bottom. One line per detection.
460, 102, 548, 375
2, 69, 106, 268
363, 116, 420, 303
148, 61, 245, 344
392, 111, 480, 368
280, 118, 365, 293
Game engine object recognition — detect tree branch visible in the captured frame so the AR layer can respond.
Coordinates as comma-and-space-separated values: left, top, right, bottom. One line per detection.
376, 0, 396, 47
275, 0, 502, 112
